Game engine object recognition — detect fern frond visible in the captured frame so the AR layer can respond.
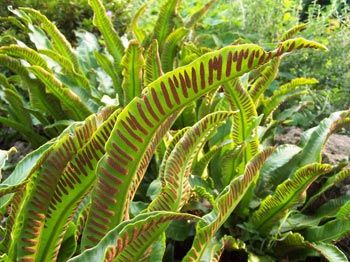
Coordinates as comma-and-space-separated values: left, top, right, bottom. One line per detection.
88, 0, 125, 65
121, 40, 145, 105
161, 27, 189, 73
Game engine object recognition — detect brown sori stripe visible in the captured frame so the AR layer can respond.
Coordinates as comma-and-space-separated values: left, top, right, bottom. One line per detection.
121, 120, 143, 143
127, 113, 148, 135
232, 50, 238, 62
179, 72, 188, 98
136, 102, 154, 128
107, 155, 128, 175
99, 179, 118, 195
111, 142, 133, 161
200, 62, 206, 89
248, 50, 255, 68
226, 51, 233, 77
117, 130, 139, 152
86, 226, 105, 238
168, 77, 180, 105
244, 49, 249, 58
101, 167, 123, 184
173, 75, 179, 88
184, 70, 191, 89
143, 95, 160, 122
91, 209, 110, 224
109, 150, 128, 166
151, 88, 165, 115
191, 67, 198, 93
208, 58, 214, 85
236, 50, 244, 71
258, 52, 266, 65
160, 81, 173, 108
95, 187, 116, 205
94, 198, 115, 216
288, 41, 295, 52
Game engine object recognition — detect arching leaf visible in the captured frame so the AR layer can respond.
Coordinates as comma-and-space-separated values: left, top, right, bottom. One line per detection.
70, 212, 199, 262
183, 148, 275, 261
149, 111, 235, 212
249, 163, 332, 234
33, 109, 120, 262
88, 0, 124, 65
161, 27, 189, 73
185, 0, 218, 28
130, 3, 148, 43
262, 77, 318, 121
255, 144, 302, 198
152, 0, 181, 49
82, 38, 326, 249
19, 8, 80, 71
7, 110, 111, 261
121, 40, 145, 105
28, 65, 92, 120
0, 45, 49, 70
144, 39, 163, 87
303, 219, 350, 243
159, 127, 190, 187
303, 169, 350, 211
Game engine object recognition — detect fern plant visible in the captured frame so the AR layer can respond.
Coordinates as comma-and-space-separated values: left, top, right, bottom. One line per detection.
0, 0, 349, 261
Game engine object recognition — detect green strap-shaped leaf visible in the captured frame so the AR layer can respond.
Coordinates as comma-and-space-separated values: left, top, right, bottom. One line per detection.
39, 49, 91, 90
0, 142, 53, 211
33, 109, 121, 262
0, 190, 25, 252
82, 38, 326, 249
149, 111, 235, 212
0, 45, 49, 70
8, 112, 106, 261
249, 58, 280, 105
310, 243, 348, 262
130, 3, 148, 43
223, 79, 258, 174
88, 0, 125, 65
275, 232, 347, 262
303, 219, 350, 243
161, 27, 189, 73
152, 0, 181, 49
336, 199, 350, 219
185, 0, 217, 28
303, 169, 350, 211
0, 55, 66, 121
144, 40, 163, 87
121, 40, 145, 105
314, 195, 350, 219
255, 144, 302, 198
262, 77, 318, 121
250, 163, 332, 234
159, 127, 190, 187
267, 110, 349, 187
28, 65, 92, 120
192, 143, 227, 177
19, 8, 80, 71
69, 212, 199, 262
280, 23, 307, 41
0, 73, 16, 91
183, 148, 275, 261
